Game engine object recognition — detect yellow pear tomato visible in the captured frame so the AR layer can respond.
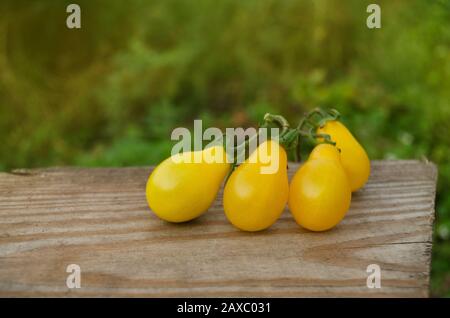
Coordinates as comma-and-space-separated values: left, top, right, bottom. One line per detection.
317, 120, 370, 191
288, 144, 351, 231
223, 140, 289, 232
146, 145, 230, 223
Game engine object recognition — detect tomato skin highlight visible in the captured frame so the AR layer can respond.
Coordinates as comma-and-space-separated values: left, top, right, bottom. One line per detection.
146, 146, 230, 223
317, 120, 370, 192
288, 144, 351, 231
223, 140, 289, 232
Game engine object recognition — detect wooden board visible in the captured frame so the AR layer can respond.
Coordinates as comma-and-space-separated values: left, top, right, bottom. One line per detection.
0, 160, 437, 297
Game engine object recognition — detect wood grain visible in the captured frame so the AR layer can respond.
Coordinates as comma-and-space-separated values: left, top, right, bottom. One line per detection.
0, 160, 437, 297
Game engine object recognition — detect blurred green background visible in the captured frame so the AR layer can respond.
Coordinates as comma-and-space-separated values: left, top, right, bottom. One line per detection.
0, 0, 449, 295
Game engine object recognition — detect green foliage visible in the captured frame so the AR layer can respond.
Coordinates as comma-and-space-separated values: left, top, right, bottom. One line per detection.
0, 0, 449, 295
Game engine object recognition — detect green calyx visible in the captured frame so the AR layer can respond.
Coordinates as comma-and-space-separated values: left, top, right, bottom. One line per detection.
227, 107, 339, 164
259, 110, 337, 162
299, 107, 341, 130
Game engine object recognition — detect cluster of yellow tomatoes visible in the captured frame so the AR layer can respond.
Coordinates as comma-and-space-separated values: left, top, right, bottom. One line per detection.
146, 108, 370, 232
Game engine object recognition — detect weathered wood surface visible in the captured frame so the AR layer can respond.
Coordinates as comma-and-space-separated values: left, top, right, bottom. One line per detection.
0, 160, 437, 297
